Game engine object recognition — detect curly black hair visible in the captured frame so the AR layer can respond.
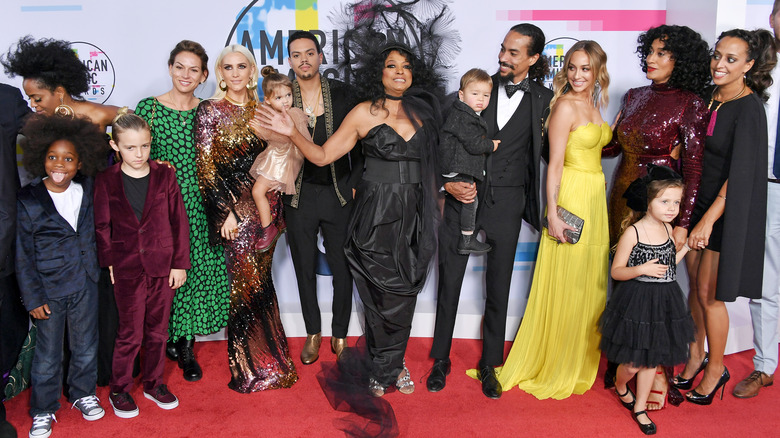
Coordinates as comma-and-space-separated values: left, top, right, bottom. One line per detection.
637, 25, 711, 97
21, 114, 108, 178
1, 36, 90, 97
717, 29, 777, 102
351, 43, 443, 108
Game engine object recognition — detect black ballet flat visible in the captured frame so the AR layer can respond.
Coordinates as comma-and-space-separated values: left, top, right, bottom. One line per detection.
672, 353, 709, 390
633, 410, 657, 435
616, 386, 636, 411
686, 366, 730, 405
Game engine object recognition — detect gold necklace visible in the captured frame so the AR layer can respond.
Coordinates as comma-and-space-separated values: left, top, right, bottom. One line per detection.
225, 94, 249, 107
706, 81, 747, 136
162, 93, 192, 126
301, 85, 322, 128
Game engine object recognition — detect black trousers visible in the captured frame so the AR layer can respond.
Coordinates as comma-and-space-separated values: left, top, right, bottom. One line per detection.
431, 186, 526, 366
284, 182, 354, 338
96, 268, 118, 386
0, 273, 27, 375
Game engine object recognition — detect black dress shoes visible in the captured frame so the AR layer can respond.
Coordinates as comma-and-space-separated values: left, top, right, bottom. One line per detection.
166, 340, 179, 361
177, 339, 203, 382
477, 364, 502, 399
426, 358, 451, 392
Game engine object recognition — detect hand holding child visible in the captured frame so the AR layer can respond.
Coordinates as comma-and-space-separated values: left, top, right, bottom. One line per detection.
639, 258, 668, 278
169, 269, 187, 289
29, 304, 51, 320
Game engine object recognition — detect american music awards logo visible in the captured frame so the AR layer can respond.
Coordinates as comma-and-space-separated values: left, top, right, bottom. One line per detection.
70, 41, 115, 104
543, 37, 579, 89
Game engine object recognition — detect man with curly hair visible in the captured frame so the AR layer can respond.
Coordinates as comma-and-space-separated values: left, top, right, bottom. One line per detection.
428, 23, 553, 399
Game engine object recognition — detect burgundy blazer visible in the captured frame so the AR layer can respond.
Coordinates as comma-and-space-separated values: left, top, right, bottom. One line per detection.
94, 160, 190, 279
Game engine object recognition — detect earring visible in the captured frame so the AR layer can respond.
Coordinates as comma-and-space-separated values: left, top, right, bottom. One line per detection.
219, 80, 227, 91
54, 97, 74, 118
246, 79, 257, 91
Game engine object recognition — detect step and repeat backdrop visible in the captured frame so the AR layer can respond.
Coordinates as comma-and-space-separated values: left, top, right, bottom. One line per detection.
1, 0, 772, 345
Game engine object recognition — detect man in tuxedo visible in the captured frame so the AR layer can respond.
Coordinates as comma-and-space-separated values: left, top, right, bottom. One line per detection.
284, 31, 362, 364
732, 1, 780, 399
0, 83, 31, 437
428, 24, 553, 399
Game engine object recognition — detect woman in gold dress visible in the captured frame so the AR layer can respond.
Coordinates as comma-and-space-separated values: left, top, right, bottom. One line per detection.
194, 44, 297, 392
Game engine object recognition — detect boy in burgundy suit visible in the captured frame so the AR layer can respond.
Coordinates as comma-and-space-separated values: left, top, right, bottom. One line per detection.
94, 112, 190, 418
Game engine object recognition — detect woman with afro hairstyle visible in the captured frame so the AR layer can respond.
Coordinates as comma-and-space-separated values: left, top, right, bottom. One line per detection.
3, 36, 125, 387
1, 36, 120, 131
601, 25, 710, 409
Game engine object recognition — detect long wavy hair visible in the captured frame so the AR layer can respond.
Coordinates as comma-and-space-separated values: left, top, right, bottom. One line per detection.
210, 44, 259, 101
637, 25, 711, 97
548, 40, 610, 113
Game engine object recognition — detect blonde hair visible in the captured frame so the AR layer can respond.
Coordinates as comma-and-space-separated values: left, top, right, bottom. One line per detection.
549, 41, 610, 113
260, 65, 292, 98
210, 44, 259, 101
459, 68, 492, 91
112, 107, 149, 144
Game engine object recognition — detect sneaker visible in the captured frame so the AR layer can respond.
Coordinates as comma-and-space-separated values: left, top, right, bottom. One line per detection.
29, 413, 56, 438
109, 392, 139, 418
143, 384, 179, 410
72, 395, 105, 421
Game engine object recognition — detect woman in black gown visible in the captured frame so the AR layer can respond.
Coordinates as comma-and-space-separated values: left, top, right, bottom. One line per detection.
677, 29, 775, 405
258, 42, 442, 396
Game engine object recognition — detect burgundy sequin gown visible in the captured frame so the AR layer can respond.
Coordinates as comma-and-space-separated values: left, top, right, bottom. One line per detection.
195, 98, 297, 392
603, 83, 708, 245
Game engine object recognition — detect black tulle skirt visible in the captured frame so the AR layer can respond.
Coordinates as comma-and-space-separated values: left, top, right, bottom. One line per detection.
600, 279, 695, 368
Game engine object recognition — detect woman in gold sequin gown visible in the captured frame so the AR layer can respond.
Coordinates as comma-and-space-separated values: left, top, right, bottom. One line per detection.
490, 41, 611, 400
195, 45, 297, 392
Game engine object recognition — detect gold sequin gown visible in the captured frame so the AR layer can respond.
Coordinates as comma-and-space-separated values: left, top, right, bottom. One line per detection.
195, 98, 297, 392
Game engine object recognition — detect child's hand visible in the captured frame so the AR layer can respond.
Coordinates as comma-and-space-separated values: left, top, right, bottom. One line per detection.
108, 266, 115, 284
30, 304, 51, 320
640, 258, 668, 278
169, 269, 187, 289
492, 139, 501, 151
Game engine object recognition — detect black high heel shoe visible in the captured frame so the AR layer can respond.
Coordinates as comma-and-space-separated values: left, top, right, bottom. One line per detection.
616, 386, 636, 411
686, 366, 730, 405
672, 353, 709, 390
633, 410, 657, 435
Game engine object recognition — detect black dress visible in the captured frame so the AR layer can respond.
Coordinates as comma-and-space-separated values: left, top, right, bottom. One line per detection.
346, 123, 436, 387
600, 225, 695, 367
689, 91, 767, 301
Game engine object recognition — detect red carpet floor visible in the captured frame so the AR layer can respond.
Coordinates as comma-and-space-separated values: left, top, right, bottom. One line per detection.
5, 337, 779, 437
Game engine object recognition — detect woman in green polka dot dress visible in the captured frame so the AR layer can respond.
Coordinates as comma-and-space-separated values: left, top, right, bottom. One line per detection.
134, 40, 231, 381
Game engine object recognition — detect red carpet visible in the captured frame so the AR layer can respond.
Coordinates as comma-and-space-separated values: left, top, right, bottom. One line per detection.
5, 337, 779, 437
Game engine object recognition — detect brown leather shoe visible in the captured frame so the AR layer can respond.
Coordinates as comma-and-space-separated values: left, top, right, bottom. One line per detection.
301, 333, 321, 364
733, 370, 774, 398
331, 337, 347, 358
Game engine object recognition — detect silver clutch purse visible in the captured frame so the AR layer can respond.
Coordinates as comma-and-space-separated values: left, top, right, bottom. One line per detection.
541, 205, 584, 244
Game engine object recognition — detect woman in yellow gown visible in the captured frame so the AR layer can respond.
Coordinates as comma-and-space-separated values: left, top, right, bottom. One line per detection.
493, 41, 612, 399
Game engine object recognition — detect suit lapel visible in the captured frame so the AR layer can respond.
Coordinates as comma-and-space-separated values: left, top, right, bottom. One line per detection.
32, 180, 76, 232
75, 178, 91, 231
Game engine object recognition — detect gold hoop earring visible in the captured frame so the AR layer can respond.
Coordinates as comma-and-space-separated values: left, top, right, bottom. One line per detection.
219, 80, 227, 91
54, 97, 74, 118
247, 79, 257, 91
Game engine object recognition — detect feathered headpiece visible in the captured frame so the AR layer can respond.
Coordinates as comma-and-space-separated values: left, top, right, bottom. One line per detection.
623, 164, 683, 212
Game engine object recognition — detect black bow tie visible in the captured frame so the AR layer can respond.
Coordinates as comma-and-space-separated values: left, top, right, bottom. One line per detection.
505, 79, 530, 98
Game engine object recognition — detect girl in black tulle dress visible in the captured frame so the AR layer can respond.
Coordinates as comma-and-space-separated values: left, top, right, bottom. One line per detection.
600, 165, 695, 435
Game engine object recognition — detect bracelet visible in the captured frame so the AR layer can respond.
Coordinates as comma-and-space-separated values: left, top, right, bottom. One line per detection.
717, 194, 726, 201
684, 242, 692, 251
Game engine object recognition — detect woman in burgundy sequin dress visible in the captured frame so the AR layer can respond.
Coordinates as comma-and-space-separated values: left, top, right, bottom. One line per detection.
602, 25, 710, 409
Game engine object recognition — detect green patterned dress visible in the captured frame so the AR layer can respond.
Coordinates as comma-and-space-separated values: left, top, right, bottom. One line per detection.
135, 97, 231, 341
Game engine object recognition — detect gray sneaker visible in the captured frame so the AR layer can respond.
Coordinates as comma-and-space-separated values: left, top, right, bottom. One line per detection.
72, 395, 105, 421
29, 413, 56, 438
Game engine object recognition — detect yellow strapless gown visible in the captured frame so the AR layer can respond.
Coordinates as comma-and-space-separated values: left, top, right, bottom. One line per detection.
468, 122, 611, 399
